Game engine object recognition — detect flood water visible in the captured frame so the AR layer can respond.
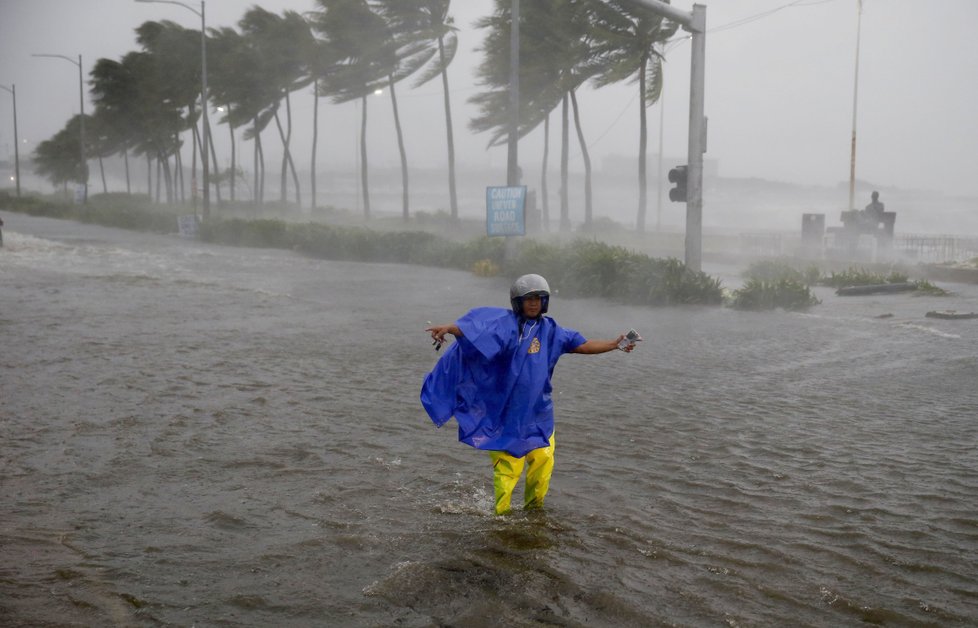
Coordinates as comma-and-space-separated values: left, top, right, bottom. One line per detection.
2, 214, 977, 626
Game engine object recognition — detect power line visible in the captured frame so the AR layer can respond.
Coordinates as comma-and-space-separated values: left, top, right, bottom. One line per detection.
709, 0, 838, 34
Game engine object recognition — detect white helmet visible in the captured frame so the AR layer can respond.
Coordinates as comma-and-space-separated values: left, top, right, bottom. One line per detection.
510, 274, 550, 315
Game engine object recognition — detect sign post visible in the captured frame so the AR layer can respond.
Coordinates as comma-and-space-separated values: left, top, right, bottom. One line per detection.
486, 186, 527, 237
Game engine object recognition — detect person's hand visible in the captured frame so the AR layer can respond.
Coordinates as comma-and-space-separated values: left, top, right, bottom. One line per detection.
426, 324, 447, 344
616, 334, 636, 353
425, 323, 456, 351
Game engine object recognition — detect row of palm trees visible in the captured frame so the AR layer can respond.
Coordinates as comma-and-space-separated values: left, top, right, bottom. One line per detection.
32, 0, 677, 231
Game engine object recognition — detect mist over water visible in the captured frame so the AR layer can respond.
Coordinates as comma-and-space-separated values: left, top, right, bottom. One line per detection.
2, 215, 977, 626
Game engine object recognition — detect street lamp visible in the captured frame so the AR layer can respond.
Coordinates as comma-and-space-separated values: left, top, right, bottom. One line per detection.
0, 83, 20, 197
31, 53, 87, 203
136, 0, 210, 220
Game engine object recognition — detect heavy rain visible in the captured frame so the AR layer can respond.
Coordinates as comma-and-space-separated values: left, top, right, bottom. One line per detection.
2, 1, 978, 626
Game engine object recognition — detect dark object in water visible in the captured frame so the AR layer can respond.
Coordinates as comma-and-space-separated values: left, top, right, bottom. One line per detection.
836, 283, 917, 296
925, 310, 978, 320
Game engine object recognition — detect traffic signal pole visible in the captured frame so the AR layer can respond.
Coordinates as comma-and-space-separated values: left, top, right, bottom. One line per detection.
686, 4, 706, 272
623, 1, 707, 272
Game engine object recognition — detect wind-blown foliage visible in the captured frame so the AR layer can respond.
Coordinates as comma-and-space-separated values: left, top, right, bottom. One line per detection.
33, 115, 89, 192
310, 0, 397, 218
40, 1, 694, 231
470, 0, 605, 230
238, 8, 317, 205
591, 1, 678, 232
371, 0, 460, 221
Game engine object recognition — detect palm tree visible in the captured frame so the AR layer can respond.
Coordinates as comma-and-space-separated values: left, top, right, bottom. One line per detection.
89, 59, 138, 194
306, 39, 337, 211
135, 20, 209, 203
206, 27, 238, 201
34, 115, 89, 198
471, 0, 602, 231
207, 25, 280, 206
373, 0, 460, 221
310, 0, 396, 219
239, 8, 317, 206
90, 51, 185, 203
591, 0, 678, 232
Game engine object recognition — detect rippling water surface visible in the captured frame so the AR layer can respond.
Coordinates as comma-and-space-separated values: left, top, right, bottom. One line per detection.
2, 215, 977, 626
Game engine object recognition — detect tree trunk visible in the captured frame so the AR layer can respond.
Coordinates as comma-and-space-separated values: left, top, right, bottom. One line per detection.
311, 80, 318, 211
160, 151, 173, 205
174, 136, 185, 204
570, 89, 592, 228
208, 128, 223, 206
98, 156, 107, 194
272, 105, 301, 207
284, 92, 299, 207
278, 109, 287, 203
124, 149, 131, 195
560, 94, 570, 232
438, 36, 458, 221
227, 103, 237, 202
253, 116, 264, 207
360, 95, 370, 219
191, 113, 200, 212
388, 76, 409, 221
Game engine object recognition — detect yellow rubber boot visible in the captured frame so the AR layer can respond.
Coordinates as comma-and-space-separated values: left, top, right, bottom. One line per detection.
489, 451, 525, 515
524, 433, 555, 510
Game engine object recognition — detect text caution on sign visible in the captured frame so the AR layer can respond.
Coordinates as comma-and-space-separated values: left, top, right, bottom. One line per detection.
486, 186, 527, 237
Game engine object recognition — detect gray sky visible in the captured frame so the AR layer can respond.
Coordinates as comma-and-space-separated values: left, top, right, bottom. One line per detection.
1, 0, 977, 199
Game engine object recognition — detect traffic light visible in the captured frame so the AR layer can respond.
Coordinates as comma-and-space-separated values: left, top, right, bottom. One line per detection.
668, 165, 688, 202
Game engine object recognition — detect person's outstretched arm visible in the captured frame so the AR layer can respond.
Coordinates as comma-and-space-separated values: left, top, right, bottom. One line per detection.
572, 335, 634, 354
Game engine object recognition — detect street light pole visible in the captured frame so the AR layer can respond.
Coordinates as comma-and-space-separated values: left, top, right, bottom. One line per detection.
31, 53, 87, 203
0, 83, 20, 197
848, 0, 863, 211
136, 0, 210, 220
507, 0, 520, 187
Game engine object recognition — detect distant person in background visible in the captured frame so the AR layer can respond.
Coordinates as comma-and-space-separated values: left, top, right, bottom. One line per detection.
0, 215, 4, 247
864, 191, 885, 225
421, 273, 637, 515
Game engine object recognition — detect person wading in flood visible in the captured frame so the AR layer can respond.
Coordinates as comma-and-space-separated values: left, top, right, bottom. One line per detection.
421, 273, 638, 515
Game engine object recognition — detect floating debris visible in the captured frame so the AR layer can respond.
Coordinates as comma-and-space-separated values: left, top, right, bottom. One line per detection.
924, 310, 978, 320
836, 282, 917, 296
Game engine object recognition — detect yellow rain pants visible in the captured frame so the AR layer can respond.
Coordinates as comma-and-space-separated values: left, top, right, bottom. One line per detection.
489, 432, 555, 515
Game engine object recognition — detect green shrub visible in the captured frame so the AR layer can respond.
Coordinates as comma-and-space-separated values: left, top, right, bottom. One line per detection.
819, 266, 899, 288
743, 260, 820, 286
730, 278, 821, 311
508, 238, 723, 306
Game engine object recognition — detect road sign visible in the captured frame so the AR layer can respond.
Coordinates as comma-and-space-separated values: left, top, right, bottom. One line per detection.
486, 186, 527, 237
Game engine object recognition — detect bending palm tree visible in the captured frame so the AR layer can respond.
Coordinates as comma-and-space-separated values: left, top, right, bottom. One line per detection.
591, 0, 678, 232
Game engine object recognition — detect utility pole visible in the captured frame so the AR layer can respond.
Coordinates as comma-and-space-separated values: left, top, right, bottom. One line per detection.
32, 53, 87, 203
0, 83, 19, 197
507, 0, 520, 187
136, 0, 210, 219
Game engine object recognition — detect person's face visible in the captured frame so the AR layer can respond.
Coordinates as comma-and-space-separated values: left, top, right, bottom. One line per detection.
522, 295, 542, 318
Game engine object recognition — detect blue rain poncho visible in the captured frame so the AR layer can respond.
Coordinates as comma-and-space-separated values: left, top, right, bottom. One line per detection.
421, 307, 586, 457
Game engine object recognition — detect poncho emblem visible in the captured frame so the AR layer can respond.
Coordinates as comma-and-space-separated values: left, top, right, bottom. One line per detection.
528, 338, 541, 354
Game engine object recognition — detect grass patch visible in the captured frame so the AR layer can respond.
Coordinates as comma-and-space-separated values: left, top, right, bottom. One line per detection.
729, 260, 821, 311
